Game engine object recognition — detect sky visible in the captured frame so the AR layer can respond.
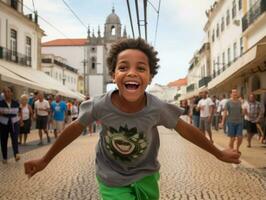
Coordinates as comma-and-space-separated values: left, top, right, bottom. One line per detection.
24, 0, 214, 86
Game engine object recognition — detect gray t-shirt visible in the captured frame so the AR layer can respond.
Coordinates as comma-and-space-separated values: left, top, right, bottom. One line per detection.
78, 90, 183, 186
224, 100, 243, 123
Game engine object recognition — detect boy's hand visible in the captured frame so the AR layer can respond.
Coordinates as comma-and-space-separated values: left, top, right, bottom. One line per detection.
217, 149, 241, 164
24, 158, 48, 178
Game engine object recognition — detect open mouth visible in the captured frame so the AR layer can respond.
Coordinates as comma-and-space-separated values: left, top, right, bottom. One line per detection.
124, 81, 140, 90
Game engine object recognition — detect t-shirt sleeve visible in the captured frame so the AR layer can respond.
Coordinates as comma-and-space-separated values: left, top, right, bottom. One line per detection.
158, 102, 184, 129
77, 100, 95, 127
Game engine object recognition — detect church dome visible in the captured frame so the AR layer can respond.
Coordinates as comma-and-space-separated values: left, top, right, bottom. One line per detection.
105, 8, 121, 24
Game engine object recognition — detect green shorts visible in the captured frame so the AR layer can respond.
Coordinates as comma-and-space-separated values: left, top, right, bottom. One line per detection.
97, 172, 160, 200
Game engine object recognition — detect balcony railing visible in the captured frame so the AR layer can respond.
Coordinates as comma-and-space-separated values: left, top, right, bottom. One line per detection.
198, 76, 212, 88
186, 83, 195, 92
242, 0, 266, 32
0, 46, 32, 67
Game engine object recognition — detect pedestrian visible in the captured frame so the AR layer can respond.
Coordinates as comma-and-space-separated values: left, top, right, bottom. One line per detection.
218, 94, 228, 133
19, 94, 33, 145
0, 87, 20, 164
24, 38, 240, 199
180, 99, 190, 123
243, 93, 264, 147
50, 94, 67, 138
197, 91, 215, 143
71, 99, 79, 121
191, 95, 201, 128
34, 91, 51, 145
221, 89, 243, 154
212, 95, 220, 131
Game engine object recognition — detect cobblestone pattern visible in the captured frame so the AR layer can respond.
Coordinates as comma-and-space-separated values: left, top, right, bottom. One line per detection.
0, 127, 265, 200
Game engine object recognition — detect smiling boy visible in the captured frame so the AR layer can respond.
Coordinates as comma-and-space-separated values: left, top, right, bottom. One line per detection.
24, 38, 240, 200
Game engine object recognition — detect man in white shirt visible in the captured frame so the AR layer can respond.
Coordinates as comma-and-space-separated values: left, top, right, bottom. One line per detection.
218, 94, 228, 133
34, 91, 50, 145
197, 91, 214, 143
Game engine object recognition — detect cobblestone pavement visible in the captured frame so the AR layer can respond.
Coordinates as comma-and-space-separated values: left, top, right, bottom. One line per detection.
0, 127, 266, 200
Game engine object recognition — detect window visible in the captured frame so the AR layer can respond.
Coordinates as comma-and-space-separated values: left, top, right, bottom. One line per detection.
55, 72, 58, 79
238, 0, 242, 10
111, 26, 116, 36
217, 56, 220, 74
45, 72, 50, 76
233, 42, 237, 61
227, 48, 231, 66
212, 30, 215, 42
240, 37, 243, 55
222, 52, 225, 69
26, 36, 31, 66
91, 57, 96, 69
213, 60, 216, 77
221, 17, 225, 32
11, 0, 18, 10
216, 23, 220, 38
226, 9, 230, 25
10, 29, 17, 62
91, 47, 95, 52
232, 0, 237, 19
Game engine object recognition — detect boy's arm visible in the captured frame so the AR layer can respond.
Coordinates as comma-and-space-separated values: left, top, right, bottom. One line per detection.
175, 119, 240, 164
25, 120, 84, 177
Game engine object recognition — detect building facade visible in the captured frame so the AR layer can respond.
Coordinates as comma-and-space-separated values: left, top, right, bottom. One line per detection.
205, 0, 266, 99
41, 54, 79, 92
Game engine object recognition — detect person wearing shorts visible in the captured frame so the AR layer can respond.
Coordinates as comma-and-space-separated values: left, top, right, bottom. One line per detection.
198, 91, 214, 143
50, 94, 67, 138
222, 89, 243, 154
243, 93, 264, 147
35, 92, 50, 145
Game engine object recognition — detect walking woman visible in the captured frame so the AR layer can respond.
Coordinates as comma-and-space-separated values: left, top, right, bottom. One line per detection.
0, 87, 20, 164
19, 94, 33, 145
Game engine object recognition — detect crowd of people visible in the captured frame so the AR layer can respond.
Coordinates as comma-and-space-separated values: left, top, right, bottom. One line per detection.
0, 87, 92, 164
180, 89, 266, 154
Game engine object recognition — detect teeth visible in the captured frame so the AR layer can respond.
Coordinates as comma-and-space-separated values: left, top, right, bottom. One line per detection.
125, 81, 139, 85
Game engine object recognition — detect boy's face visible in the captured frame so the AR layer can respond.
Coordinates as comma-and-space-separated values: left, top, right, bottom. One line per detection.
113, 49, 151, 103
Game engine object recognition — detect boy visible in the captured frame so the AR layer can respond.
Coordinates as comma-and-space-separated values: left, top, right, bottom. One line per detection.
25, 38, 240, 200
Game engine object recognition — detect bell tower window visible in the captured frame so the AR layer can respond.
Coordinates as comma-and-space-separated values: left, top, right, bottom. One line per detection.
111, 26, 116, 36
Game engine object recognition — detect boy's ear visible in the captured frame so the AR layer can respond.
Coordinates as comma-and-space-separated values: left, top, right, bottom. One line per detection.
112, 74, 116, 83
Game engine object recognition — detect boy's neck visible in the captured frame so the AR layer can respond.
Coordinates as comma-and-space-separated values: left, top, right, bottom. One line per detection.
111, 91, 146, 113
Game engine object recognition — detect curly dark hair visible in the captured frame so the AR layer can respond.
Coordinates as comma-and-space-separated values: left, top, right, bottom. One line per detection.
107, 38, 160, 78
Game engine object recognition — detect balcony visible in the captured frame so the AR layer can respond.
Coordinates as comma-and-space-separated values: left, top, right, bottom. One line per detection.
186, 83, 195, 92
242, 0, 266, 32
198, 76, 211, 88
0, 46, 31, 67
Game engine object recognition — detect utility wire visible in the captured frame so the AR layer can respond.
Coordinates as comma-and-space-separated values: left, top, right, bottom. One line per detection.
144, 0, 147, 41
153, 0, 161, 47
61, 0, 87, 29
16, 0, 84, 44
135, 0, 141, 38
126, 0, 135, 38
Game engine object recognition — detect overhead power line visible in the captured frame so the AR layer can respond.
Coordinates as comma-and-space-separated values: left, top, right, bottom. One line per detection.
126, 0, 135, 38
153, 0, 161, 47
135, 0, 141, 38
16, 0, 84, 45
61, 0, 87, 29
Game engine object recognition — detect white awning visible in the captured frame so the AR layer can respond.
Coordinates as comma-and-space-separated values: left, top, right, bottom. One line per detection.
0, 64, 51, 93
0, 61, 84, 100
208, 38, 266, 90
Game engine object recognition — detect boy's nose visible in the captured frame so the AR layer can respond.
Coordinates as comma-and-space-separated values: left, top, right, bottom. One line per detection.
127, 68, 137, 77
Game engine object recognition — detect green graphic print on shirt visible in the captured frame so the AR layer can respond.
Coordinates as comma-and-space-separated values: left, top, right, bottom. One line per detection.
104, 124, 148, 162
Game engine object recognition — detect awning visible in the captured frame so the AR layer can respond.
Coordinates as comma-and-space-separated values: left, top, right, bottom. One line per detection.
179, 86, 207, 101
0, 61, 84, 100
253, 88, 266, 95
208, 37, 266, 90
0, 64, 52, 93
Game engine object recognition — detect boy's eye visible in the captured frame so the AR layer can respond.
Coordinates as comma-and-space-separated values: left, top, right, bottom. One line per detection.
117, 66, 127, 71
137, 66, 146, 72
